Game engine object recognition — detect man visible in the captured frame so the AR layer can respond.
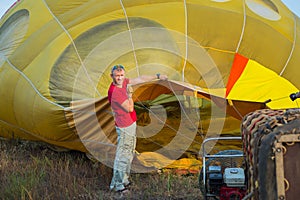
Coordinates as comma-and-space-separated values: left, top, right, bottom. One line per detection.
107, 64, 167, 194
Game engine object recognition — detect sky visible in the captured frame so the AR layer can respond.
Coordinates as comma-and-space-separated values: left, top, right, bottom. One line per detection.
0, 0, 15, 18
0, 0, 299, 18
282, 0, 300, 17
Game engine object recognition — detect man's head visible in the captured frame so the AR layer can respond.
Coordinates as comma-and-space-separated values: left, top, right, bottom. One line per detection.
111, 64, 125, 87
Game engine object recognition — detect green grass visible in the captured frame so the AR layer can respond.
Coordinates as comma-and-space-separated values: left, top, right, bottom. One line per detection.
0, 139, 203, 199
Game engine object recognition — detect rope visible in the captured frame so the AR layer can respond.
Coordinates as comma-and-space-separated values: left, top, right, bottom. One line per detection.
136, 98, 204, 147
270, 96, 289, 102
235, 0, 246, 53
229, 100, 243, 119
119, 0, 139, 76
180, 0, 204, 134
203, 46, 235, 54
0, 118, 116, 148
41, 0, 101, 98
133, 86, 204, 149
280, 14, 297, 76
263, 95, 300, 108
242, 191, 254, 200
182, 0, 188, 81
0, 118, 47, 142
167, 81, 204, 136
4, 57, 64, 109
241, 108, 300, 198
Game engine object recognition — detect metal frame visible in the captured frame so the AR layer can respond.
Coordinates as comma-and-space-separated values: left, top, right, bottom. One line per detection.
201, 136, 244, 199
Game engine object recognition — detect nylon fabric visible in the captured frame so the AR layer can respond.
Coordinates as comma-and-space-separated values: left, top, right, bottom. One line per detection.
227, 58, 299, 108
0, 0, 300, 171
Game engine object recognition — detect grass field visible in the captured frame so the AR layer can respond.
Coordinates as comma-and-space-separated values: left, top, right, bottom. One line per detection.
0, 139, 203, 199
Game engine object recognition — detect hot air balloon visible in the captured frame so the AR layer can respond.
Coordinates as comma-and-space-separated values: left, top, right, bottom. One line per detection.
0, 0, 299, 172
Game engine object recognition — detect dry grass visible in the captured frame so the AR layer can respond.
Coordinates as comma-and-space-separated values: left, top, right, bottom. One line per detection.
0, 139, 203, 200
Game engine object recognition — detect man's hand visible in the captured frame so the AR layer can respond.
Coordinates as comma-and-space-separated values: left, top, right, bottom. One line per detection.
158, 74, 168, 81
127, 84, 134, 98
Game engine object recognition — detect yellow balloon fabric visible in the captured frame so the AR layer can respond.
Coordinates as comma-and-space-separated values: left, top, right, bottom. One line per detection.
0, 0, 299, 171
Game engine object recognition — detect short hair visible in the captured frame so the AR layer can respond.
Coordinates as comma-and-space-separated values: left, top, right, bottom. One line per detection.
111, 64, 125, 74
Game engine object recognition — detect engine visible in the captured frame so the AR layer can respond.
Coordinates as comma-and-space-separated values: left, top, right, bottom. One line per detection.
207, 166, 246, 200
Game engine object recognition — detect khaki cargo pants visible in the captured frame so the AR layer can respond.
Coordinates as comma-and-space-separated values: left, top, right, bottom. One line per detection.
110, 122, 136, 191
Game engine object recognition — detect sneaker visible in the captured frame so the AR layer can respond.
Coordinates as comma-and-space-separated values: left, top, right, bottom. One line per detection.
117, 188, 130, 196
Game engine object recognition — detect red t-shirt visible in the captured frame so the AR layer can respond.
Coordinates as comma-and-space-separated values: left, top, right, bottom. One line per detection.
107, 78, 137, 127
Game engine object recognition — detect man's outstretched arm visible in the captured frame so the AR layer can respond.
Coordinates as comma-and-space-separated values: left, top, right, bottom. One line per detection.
129, 74, 168, 85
